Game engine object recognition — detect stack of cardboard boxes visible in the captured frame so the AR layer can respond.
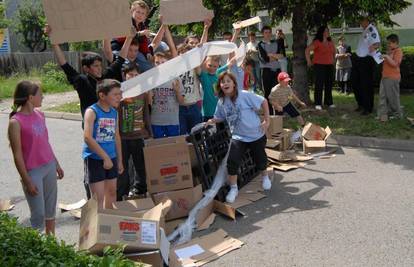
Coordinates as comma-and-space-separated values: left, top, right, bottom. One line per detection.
265, 115, 292, 151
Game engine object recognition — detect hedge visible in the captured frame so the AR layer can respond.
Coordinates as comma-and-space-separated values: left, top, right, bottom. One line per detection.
285, 46, 414, 90
0, 212, 142, 267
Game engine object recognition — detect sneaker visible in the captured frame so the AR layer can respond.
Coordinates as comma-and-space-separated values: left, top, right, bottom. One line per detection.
329, 104, 336, 108
226, 186, 239, 203
315, 105, 322, 110
262, 176, 272, 190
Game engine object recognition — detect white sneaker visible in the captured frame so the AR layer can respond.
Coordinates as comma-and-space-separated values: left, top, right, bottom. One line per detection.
315, 105, 322, 110
262, 176, 272, 190
329, 104, 336, 108
226, 186, 239, 203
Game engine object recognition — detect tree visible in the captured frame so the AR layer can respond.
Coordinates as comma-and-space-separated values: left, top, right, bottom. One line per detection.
11, 0, 47, 52
202, 0, 411, 102
0, 2, 10, 29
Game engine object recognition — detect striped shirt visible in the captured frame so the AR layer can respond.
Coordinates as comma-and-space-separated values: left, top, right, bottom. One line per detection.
269, 84, 294, 107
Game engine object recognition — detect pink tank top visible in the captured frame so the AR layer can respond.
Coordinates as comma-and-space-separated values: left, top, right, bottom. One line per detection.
12, 109, 55, 171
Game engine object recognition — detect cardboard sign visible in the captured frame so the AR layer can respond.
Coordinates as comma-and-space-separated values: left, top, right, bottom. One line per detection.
232, 16, 262, 29
121, 41, 237, 99
42, 0, 131, 44
160, 0, 214, 25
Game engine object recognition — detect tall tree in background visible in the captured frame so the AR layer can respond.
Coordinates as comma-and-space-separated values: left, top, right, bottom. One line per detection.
12, 0, 47, 52
0, 2, 10, 29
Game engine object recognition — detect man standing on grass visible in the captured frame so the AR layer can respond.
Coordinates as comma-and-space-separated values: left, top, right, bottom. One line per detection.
352, 15, 380, 115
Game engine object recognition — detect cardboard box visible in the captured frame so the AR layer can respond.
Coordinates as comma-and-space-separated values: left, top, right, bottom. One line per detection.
169, 229, 244, 267
266, 115, 283, 137
152, 185, 203, 221
113, 198, 155, 213
303, 127, 332, 154
144, 136, 193, 194
271, 128, 292, 151
78, 198, 160, 253
302, 122, 328, 141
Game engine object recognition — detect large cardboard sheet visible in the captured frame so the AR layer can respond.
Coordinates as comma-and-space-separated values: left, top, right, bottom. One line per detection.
42, 0, 131, 44
160, 0, 214, 25
121, 41, 237, 99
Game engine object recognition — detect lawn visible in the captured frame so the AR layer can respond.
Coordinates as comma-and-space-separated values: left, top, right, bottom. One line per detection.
47, 101, 80, 113
285, 90, 414, 140
0, 69, 72, 99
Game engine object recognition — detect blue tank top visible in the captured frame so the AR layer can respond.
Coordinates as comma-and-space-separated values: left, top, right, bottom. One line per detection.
82, 103, 118, 160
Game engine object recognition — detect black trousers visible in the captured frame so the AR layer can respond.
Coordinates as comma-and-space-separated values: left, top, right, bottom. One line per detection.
314, 64, 334, 106
227, 135, 267, 176
261, 68, 280, 115
352, 56, 375, 112
117, 138, 146, 201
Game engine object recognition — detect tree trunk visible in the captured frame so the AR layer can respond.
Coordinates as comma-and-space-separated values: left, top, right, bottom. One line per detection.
291, 3, 310, 103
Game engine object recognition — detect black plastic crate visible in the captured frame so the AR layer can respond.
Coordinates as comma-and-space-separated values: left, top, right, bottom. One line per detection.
189, 122, 261, 202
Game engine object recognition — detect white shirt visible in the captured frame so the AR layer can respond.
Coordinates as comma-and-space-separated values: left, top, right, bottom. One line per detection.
356, 23, 380, 57
246, 41, 259, 61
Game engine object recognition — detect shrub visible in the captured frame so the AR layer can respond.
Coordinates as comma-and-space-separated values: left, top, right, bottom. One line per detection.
40, 62, 70, 94
0, 212, 142, 267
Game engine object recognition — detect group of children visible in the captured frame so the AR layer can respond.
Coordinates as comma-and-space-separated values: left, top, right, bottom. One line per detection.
15, 0, 403, 234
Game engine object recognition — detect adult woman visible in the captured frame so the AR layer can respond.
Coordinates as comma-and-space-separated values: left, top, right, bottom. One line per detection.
305, 26, 336, 110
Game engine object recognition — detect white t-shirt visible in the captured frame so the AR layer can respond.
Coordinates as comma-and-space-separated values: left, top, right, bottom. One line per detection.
246, 41, 259, 61
356, 23, 380, 57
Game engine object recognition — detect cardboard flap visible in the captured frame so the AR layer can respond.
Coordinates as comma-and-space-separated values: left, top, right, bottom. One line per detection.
303, 140, 326, 148
145, 136, 187, 147
0, 199, 14, 211
59, 199, 87, 212
113, 198, 155, 212
324, 126, 332, 140
143, 198, 173, 222
170, 229, 244, 267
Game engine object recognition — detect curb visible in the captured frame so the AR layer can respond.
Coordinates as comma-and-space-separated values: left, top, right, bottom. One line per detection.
327, 135, 414, 153
43, 111, 82, 121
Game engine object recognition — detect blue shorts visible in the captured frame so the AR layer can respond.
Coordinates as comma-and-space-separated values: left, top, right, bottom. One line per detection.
152, 125, 180, 139
84, 157, 118, 184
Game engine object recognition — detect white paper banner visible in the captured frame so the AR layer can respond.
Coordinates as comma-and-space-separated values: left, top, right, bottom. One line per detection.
121, 41, 237, 99
235, 41, 247, 67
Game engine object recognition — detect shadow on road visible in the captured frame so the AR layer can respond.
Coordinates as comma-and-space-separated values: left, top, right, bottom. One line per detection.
209, 173, 332, 239
362, 148, 414, 171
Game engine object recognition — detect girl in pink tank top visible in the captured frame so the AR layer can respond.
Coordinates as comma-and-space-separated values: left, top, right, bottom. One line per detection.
8, 81, 64, 235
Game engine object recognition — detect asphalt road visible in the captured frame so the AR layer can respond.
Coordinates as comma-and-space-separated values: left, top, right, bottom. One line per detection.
1, 113, 414, 267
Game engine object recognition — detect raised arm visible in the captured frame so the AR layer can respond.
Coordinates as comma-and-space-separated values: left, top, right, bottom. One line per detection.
45, 25, 67, 66
150, 24, 166, 51
200, 18, 212, 44
164, 25, 178, 58
119, 26, 137, 60
103, 39, 114, 63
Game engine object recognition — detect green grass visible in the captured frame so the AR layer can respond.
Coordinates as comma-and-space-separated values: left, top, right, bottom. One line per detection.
0, 69, 72, 100
284, 90, 414, 140
47, 101, 80, 113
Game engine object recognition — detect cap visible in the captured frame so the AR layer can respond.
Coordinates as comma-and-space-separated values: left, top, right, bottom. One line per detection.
277, 72, 291, 82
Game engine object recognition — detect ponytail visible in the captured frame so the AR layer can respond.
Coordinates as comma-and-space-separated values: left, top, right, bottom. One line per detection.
9, 81, 40, 119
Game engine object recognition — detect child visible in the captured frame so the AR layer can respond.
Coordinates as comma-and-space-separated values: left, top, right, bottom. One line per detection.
177, 19, 211, 134
199, 56, 228, 121
8, 81, 64, 234
206, 72, 271, 203
335, 36, 352, 94
243, 58, 257, 91
83, 79, 123, 209
117, 64, 151, 200
269, 72, 306, 127
111, 0, 153, 72
377, 34, 403, 122
150, 51, 184, 138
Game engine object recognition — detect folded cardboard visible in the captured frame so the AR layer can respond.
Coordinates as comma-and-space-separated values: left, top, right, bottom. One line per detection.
270, 162, 306, 172
152, 184, 203, 221
266, 115, 283, 137
113, 198, 155, 213
266, 139, 281, 149
169, 229, 244, 267
266, 149, 313, 162
79, 198, 170, 253
302, 122, 329, 141
59, 199, 87, 213
302, 126, 332, 154
144, 136, 193, 194
270, 128, 292, 151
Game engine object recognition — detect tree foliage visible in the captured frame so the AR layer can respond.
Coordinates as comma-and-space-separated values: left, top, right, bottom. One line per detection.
11, 0, 47, 52
0, 2, 10, 29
